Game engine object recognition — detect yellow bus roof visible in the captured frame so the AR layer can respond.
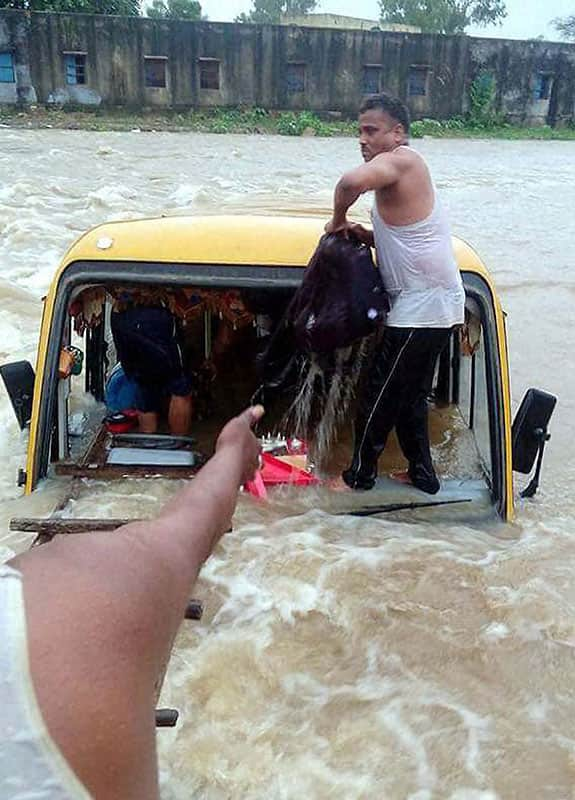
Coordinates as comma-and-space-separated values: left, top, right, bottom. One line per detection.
28, 213, 511, 516
58, 214, 493, 281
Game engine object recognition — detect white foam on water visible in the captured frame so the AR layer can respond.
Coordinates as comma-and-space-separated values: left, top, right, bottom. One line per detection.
86, 184, 140, 209
526, 697, 549, 723
481, 622, 510, 642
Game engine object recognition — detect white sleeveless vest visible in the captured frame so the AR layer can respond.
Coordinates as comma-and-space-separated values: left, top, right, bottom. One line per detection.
371, 181, 465, 328
0, 564, 92, 799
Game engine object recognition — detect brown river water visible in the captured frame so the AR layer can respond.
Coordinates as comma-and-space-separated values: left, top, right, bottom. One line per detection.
1, 130, 574, 799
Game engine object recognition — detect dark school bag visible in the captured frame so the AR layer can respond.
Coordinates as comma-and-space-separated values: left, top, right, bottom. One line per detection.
289, 233, 388, 354
253, 233, 388, 406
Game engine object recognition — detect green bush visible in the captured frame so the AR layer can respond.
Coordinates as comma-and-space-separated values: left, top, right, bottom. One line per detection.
411, 118, 447, 137
467, 73, 505, 128
443, 116, 465, 131
410, 120, 425, 138
276, 110, 334, 137
239, 107, 272, 132
276, 112, 301, 135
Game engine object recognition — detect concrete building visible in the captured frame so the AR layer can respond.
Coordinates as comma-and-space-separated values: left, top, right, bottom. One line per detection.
280, 13, 420, 34
1, 10, 574, 125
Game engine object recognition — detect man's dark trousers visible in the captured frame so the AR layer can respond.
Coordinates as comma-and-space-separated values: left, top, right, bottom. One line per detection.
342, 326, 451, 493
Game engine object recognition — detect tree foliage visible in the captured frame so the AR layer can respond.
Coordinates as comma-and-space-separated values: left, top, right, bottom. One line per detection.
552, 14, 575, 41
147, 0, 203, 19
0, 0, 139, 13
236, 0, 317, 24
378, 0, 507, 34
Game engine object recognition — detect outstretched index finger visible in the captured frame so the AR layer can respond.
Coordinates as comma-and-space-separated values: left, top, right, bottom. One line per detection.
239, 405, 265, 427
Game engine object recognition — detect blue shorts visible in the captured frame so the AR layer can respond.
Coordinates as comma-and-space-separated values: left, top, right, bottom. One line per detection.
111, 306, 192, 413
105, 363, 145, 413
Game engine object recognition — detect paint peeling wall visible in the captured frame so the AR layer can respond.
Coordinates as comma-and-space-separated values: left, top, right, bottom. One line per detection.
0, 12, 36, 104
1, 10, 574, 126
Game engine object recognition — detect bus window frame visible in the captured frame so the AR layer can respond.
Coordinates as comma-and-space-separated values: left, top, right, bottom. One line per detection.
459, 272, 507, 518
30, 263, 510, 520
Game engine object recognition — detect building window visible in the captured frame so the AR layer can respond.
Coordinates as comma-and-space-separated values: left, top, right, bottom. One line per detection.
64, 53, 86, 86
199, 58, 220, 91
286, 62, 305, 94
408, 66, 429, 97
534, 72, 552, 100
144, 57, 167, 88
362, 65, 381, 95
0, 51, 15, 84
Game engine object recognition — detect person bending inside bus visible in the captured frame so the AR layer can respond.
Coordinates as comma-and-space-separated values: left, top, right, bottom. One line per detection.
111, 299, 193, 436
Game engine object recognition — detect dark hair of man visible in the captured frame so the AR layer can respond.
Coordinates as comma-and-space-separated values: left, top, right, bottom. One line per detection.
359, 93, 411, 136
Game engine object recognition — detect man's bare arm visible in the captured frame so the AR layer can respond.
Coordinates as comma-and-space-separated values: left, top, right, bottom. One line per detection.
328, 153, 403, 231
9, 406, 263, 800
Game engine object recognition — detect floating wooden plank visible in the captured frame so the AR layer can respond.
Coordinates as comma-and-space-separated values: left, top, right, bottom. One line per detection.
55, 464, 200, 480
51, 478, 83, 513
10, 517, 140, 534
79, 423, 109, 468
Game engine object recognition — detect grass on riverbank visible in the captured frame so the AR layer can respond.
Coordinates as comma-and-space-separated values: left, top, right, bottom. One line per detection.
2, 105, 575, 140
410, 117, 575, 140
0, 105, 356, 136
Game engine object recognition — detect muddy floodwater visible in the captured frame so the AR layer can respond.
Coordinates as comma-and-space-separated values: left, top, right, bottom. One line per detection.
1, 129, 575, 799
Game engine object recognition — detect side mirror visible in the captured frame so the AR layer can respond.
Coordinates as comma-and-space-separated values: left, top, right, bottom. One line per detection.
0, 361, 35, 430
512, 388, 557, 498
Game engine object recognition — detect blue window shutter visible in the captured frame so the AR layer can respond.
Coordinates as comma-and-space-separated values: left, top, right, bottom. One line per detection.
0, 52, 15, 84
534, 74, 551, 101
363, 67, 380, 95
65, 54, 77, 85
408, 67, 428, 97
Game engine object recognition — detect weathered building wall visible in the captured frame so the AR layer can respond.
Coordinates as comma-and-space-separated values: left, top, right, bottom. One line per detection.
467, 37, 575, 125
0, 11, 37, 104
1, 10, 574, 126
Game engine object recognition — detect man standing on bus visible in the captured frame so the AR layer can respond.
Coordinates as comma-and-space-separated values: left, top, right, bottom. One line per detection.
326, 92, 465, 494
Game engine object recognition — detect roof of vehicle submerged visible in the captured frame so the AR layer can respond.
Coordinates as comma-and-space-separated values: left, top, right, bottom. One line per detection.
57, 213, 492, 280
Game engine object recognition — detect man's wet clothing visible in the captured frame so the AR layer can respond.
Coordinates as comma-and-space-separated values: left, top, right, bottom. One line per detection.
342, 326, 451, 493
343, 180, 465, 493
